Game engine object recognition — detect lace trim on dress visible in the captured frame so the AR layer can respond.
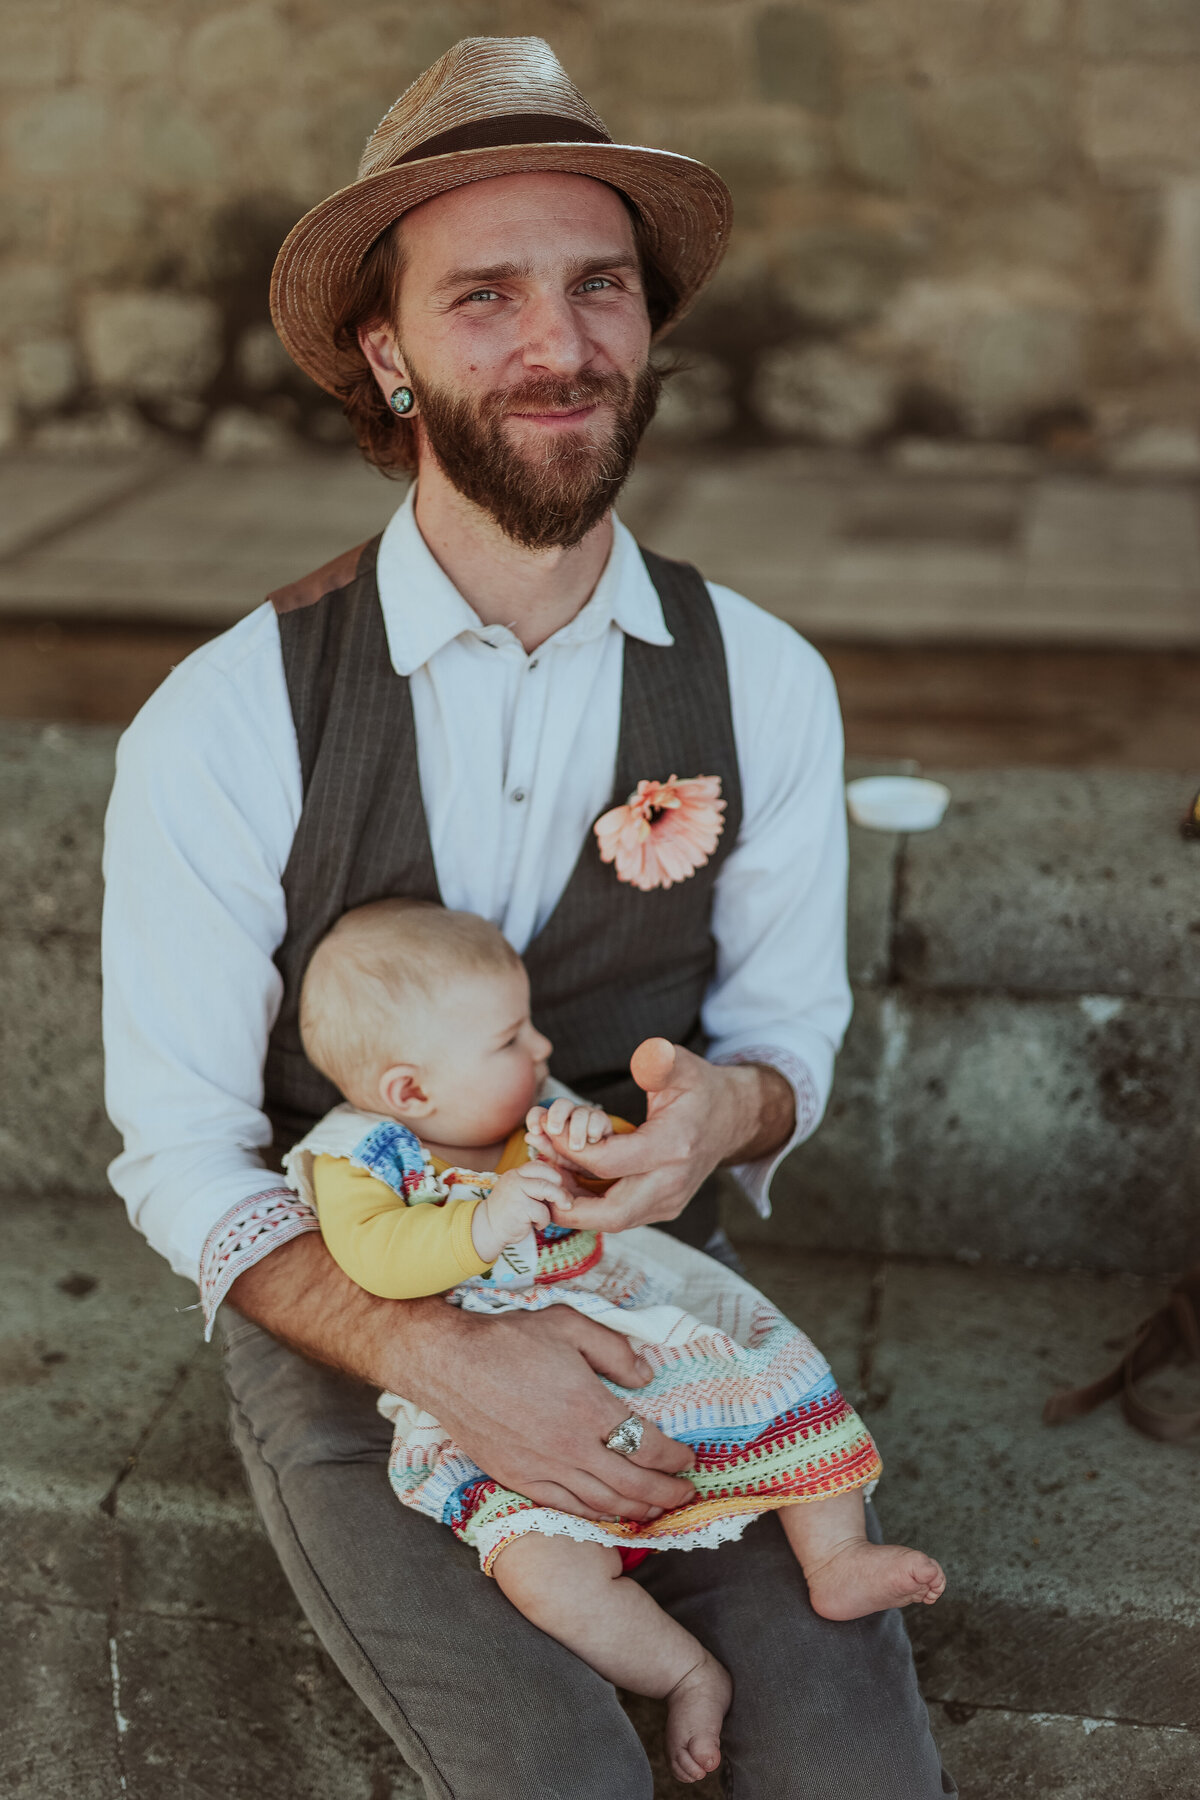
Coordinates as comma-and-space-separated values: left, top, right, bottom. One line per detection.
198, 1187, 320, 1340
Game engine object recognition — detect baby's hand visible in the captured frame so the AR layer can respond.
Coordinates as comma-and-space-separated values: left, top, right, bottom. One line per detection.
525, 1100, 613, 1172
470, 1164, 569, 1266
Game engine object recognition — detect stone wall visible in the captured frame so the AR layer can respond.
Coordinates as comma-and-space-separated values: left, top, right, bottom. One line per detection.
3, 0, 1200, 466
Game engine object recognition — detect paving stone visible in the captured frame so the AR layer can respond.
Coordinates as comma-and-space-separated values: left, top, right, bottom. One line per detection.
0, 1598, 123, 1798
929, 1702, 1200, 1799
115, 1612, 422, 1800
1024, 479, 1200, 590
869, 1261, 1200, 1726
1, 1196, 198, 1610
0, 721, 114, 931
0, 455, 165, 560
0, 454, 402, 623
896, 769, 1200, 1001
117, 1346, 301, 1629
0, 932, 117, 1193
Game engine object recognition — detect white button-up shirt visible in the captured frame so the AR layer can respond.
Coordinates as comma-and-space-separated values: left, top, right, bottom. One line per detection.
101, 489, 851, 1330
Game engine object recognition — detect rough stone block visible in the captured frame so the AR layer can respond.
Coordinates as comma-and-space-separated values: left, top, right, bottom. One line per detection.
598, 19, 739, 106
2, 91, 112, 178
742, 988, 1200, 1274
1, 1197, 198, 1608
775, 223, 910, 327
752, 341, 898, 445
1, 1599, 123, 1797
1083, 0, 1200, 58
956, 306, 1084, 433
82, 290, 223, 400
1083, 64, 1200, 166
837, 82, 922, 193
754, 7, 839, 113
896, 769, 1200, 1001
0, 932, 117, 1192
117, 1348, 301, 1628
732, 987, 890, 1257
869, 1261, 1200, 1724
0, 723, 115, 931
0, 262, 69, 338
887, 990, 1200, 1274
930, 1703, 1200, 1800
12, 335, 78, 411
114, 1612, 422, 1800
932, 71, 1071, 187
0, 12, 69, 88
79, 9, 173, 86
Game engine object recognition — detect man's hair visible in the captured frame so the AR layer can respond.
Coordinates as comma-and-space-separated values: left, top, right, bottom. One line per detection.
329, 190, 681, 476
299, 898, 521, 1104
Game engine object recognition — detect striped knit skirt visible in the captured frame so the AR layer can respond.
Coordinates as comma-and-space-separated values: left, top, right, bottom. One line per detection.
379, 1222, 881, 1575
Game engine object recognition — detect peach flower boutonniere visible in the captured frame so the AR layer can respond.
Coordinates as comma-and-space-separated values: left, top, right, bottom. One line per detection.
593, 774, 726, 892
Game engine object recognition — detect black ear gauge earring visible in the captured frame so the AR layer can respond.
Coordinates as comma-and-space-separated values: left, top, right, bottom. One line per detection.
389, 386, 415, 416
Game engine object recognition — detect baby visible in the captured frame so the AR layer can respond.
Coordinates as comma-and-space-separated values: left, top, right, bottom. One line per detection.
284, 898, 944, 1785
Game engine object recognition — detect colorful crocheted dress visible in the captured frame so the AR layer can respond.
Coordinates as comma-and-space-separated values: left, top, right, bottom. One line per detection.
285, 1101, 882, 1576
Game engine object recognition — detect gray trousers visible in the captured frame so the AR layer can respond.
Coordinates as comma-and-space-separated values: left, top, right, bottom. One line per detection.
223, 1309, 956, 1799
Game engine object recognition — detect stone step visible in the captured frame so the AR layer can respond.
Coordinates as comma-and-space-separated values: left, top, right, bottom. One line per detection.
4, 1197, 1197, 1794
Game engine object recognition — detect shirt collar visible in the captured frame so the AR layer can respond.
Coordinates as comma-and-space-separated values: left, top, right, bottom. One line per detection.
375, 485, 674, 678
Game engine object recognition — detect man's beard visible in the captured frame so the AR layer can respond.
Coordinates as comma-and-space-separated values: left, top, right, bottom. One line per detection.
406, 361, 662, 552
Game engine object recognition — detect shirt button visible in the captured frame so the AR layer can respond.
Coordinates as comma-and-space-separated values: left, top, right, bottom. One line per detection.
528, 659, 539, 671
511, 789, 526, 804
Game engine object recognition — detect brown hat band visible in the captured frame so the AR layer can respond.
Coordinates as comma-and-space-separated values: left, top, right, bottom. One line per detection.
395, 112, 611, 165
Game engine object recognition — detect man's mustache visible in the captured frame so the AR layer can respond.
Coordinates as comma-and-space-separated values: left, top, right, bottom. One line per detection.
484, 372, 630, 419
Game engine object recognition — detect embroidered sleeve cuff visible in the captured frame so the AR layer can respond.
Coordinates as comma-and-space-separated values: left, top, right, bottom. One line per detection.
708, 1046, 822, 1221
198, 1187, 322, 1341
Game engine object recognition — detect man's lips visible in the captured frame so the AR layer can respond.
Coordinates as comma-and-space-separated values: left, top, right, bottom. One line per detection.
506, 403, 602, 428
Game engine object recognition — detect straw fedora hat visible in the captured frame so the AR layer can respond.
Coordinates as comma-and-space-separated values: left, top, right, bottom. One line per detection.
270, 35, 732, 398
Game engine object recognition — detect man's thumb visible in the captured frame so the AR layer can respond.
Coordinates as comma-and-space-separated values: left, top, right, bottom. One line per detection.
630, 1037, 678, 1094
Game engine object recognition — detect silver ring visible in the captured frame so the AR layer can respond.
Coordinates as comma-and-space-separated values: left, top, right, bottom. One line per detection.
604, 1414, 645, 1457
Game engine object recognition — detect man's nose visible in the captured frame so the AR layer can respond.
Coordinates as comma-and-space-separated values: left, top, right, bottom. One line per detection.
519, 291, 591, 379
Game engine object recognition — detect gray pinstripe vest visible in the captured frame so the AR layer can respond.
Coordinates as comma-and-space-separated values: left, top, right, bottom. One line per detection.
263, 535, 743, 1242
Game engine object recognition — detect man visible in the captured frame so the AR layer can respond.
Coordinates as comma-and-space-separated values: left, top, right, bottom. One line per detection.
103, 36, 953, 1798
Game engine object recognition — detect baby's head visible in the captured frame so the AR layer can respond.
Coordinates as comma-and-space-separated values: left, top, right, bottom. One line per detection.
300, 899, 552, 1147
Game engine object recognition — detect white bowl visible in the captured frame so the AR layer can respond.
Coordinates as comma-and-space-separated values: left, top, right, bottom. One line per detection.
845, 775, 950, 833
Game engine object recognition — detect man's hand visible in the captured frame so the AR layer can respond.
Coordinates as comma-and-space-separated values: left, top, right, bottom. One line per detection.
227, 1233, 696, 1521
534, 1037, 795, 1232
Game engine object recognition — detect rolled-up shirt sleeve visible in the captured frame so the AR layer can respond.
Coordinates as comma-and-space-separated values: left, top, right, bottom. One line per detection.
101, 609, 318, 1330
703, 585, 852, 1218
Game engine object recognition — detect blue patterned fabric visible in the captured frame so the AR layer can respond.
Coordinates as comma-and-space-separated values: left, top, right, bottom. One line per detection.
350, 1121, 430, 1199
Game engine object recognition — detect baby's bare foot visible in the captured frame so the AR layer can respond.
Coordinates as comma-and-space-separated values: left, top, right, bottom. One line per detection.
805, 1541, 946, 1623
664, 1650, 733, 1784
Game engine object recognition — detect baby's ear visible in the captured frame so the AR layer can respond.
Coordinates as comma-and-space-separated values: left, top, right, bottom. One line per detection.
378, 1064, 432, 1120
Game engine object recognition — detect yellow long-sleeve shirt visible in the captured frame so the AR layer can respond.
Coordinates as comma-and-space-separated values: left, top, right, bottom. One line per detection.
312, 1127, 532, 1300
313, 1118, 633, 1301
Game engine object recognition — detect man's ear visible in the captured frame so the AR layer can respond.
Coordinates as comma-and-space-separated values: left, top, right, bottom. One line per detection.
378, 1063, 432, 1121
357, 322, 411, 397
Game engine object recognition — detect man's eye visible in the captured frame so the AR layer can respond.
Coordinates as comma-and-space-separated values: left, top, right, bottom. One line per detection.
463, 288, 501, 304
578, 277, 612, 293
